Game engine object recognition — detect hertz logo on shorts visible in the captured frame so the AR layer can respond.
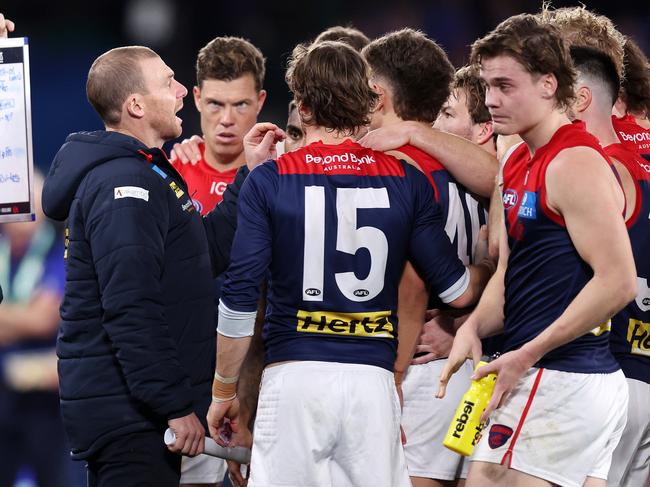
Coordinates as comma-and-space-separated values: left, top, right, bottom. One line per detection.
627, 319, 650, 357
296, 310, 395, 338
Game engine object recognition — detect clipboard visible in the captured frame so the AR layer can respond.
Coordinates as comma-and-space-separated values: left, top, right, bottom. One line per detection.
0, 37, 34, 222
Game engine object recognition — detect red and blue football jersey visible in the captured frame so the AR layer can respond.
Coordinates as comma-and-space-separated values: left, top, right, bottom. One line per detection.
606, 143, 650, 384
501, 122, 619, 373
612, 114, 650, 161
220, 140, 469, 370
397, 144, 488, 265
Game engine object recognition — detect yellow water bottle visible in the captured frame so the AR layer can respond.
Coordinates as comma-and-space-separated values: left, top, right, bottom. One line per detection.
442, 355, 497, 456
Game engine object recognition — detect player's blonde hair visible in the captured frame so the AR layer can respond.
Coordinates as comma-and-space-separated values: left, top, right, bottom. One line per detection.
539, 4, 626, 80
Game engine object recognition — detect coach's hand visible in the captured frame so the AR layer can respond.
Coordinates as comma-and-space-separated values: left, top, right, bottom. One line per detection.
358, 120, 420, 152
167, 412, 205, 456
0, 14, 15, 38
436, 321, 482, 399
243, 123, 286, 171
207, 397, 241, 445
170, 135, 204, 164
472, 348, 536, 423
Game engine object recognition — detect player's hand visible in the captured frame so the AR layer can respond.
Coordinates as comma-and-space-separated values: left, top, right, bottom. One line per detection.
207, 397, 241, 445
167, 412, 205, 457
411, 309, 455, 365
226, 424, 253, 487
244, 123, 286, 171
473, 348, 536, 423
170, 135, 204, 164
475, 225, 496, 274
358, 120, 421, 152
0, 14, 15, 38
436, 322, 482, 399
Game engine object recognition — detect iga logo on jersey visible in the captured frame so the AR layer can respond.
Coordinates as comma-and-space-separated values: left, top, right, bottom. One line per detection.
210, 181, 228, 196
502, 189, 518, 210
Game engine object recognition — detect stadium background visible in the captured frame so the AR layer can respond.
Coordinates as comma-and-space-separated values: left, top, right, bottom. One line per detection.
6, 0, 649, 172
2, 1, 648, 486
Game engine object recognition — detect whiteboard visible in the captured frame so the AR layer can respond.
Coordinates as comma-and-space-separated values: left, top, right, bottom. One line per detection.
0, 37, 34, 223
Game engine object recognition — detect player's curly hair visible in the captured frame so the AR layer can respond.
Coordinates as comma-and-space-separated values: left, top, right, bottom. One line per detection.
286, 41, 378, 136
362, 28, 454, 124
620, 38, 650, 117
87, 46, 158, 126
538, 4, 626, 80
470, 14, 577, 112
196, 37, 265, 91
313, 25, 370, 53
453, 66, 491, 124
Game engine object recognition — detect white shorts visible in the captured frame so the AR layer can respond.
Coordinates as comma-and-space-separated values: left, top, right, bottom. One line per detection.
471, 367, 628, 487
248, 361, 410, 487
180, 453, 226, 484
401, 359, 472, 480
607, 377, 650, 487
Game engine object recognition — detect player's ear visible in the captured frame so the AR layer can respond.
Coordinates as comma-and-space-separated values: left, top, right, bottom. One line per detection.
540, 73, 558, 102
193, 86, 201, 112
573, 85, 592, 114
476, 120, 494, 145
256, 90, 267, 114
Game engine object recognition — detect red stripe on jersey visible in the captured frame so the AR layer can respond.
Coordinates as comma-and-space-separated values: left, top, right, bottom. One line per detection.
277, 140, 405, 177
500, 368, 544, 468
394, 144, 443, 202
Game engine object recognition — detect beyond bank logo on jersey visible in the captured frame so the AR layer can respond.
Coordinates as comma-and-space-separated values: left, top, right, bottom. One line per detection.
304, 153, 376, 172
502, 189, 518, 210
296, 310, 395, 338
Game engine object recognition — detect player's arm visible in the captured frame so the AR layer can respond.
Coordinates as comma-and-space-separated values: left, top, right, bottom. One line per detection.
393, 262, 428, 388
519, 147, 636, 361
437, 217, 509, 397
473, 147, 636, 421
208, 164, 275, 441
202, 165, 249, 276
360, 121, 498, 197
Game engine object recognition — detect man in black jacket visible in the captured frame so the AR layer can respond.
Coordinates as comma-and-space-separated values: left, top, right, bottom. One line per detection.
42, 46, 244, 487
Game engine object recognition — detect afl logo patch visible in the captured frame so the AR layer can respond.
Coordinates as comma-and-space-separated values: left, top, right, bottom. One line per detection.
502, 189, 518, 210
193, 199, 203, 214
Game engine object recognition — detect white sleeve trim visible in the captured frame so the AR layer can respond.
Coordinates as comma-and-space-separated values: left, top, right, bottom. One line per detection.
438, 267, 470, 304
217, 300, 257, 338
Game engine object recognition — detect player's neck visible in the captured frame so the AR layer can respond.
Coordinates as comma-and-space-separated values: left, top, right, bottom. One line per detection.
520, 111, 571, 156
304, 126, 358, 146
581, 110, 620, 147
203, 146, 246, 172
378, 111, 417, 130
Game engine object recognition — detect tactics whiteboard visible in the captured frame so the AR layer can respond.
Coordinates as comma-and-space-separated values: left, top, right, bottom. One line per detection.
0, 37, 34, 222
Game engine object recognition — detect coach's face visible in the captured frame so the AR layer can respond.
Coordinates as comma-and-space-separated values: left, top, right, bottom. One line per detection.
140, 55, 188, 142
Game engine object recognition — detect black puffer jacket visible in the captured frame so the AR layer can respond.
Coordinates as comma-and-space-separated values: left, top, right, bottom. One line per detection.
43, 131, 245, 459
